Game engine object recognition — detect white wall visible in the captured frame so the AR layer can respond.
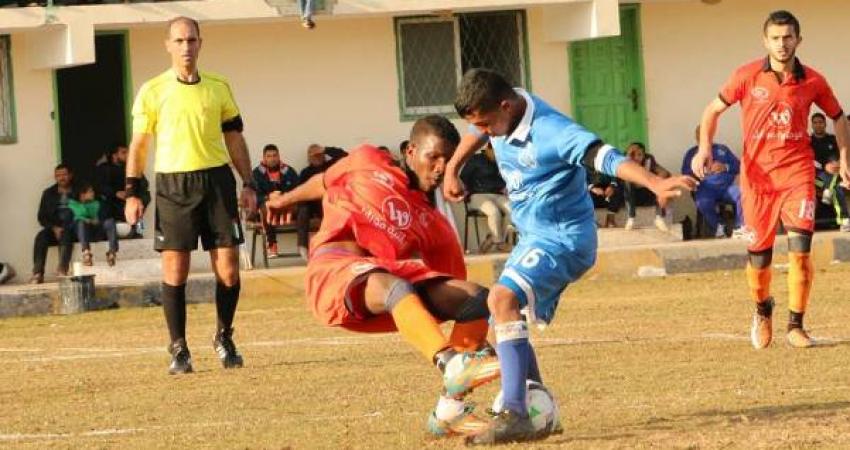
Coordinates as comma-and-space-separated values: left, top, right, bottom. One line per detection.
0, 35, 58, 279
641, 0, 850, 171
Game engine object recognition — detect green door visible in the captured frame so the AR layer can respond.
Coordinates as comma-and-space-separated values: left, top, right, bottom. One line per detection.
568, 5, 647, 150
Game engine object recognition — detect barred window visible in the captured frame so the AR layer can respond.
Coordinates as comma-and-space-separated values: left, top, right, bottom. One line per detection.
0, 36, 15, 144
395, 10, 528, 119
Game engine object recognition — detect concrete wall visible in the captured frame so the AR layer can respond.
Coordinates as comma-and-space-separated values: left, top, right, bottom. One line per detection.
640, 0, 850, 171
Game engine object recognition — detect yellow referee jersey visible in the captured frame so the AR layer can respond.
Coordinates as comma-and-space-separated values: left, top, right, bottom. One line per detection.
132, 69, 241, 173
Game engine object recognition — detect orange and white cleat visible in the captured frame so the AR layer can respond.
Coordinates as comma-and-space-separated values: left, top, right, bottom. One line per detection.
750, 298, 774, 350
427, 403, 490, 437
786, 327, 815, 348
442, 351, 501, 398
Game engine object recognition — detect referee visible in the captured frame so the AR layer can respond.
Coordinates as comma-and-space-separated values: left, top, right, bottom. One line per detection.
125, 17, 257, 374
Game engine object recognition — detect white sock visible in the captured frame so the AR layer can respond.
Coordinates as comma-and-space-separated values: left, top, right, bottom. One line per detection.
435, 395, 465, 421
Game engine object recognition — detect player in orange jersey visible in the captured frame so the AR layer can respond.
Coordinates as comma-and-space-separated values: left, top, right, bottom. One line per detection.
267, 115, 500, 437
692, 10, 850, 349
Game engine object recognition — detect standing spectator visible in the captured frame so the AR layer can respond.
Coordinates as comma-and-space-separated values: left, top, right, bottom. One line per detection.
623, 142, 672, 231
587, 170, 623, 228
460, 142, 511, 253
810, 112, 850, 231
295, 144, 347, 260
95, 143, 151, 225
125, 17, 256, 374
683, 126, 744, 238
252, 144, 299, 257
70, 183, 119, 267
31, 164, 76, 284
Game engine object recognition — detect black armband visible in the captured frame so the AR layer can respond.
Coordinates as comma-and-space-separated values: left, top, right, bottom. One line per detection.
125, 177, 142, 198
581, 140, 604, 171
221, 115, 244, 133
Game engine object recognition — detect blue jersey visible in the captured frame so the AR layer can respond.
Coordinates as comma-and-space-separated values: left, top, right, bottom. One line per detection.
486, 90, 625, 237
478, 89, 626, 325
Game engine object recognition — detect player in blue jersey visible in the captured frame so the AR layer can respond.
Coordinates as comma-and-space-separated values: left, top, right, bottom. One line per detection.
444, 69, 697, 444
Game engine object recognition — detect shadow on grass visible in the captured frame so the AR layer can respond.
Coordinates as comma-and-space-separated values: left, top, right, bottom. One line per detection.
683, 400, 850, 423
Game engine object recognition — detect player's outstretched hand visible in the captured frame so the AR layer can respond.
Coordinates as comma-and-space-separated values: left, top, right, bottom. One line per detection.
650, 175, 698, 202
690, 151, 713, 180
265, 191, 290, 212
124, 196, 144, 225
442, 171, 466, 203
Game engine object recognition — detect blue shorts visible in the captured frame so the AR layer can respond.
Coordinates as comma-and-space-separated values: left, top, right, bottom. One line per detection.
497, 227, 596, 325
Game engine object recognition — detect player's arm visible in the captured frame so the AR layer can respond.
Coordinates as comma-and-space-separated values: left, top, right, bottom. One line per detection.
833, 114, 850, 188
124, 132, 151, 225
693, 98, 730, 179
266, 173, 325, 212
444, 133, 489, 202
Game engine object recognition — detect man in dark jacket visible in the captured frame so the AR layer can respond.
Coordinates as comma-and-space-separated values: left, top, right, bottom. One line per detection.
95, 143, 150, 225
294, 144, 347, 260
31, 164, 76, 283
252, 144, 299, 257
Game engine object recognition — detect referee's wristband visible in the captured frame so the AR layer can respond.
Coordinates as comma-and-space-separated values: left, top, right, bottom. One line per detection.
125, 177, 142, 198
242, 181, 258, 191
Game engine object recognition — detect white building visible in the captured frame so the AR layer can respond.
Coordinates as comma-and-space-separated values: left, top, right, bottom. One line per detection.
0, 0, 847, 277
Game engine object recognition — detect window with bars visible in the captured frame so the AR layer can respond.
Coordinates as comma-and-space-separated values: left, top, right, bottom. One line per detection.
395, 10, 528, 119
0, 36, 15, 144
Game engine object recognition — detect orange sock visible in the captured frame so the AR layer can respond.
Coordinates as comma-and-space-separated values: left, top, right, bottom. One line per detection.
787, 252, 813, 313
448, 319, 490, 352
745, 263, 772, 303
390, 294, 448, 362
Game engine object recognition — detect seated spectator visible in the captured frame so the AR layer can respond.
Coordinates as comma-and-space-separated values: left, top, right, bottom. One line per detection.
295, 144, 348, 260
682, 126, 744, 238
252, 144, 299, 257
460, 142, 511, 253
811, 112, 850, 231
0, 262, 14, 285
70, 183, 118, 267
587, 169, 623, 228
298, 0, 315, 29
95, 143, 150, 229
623, 142, 672, 231
31, 164, 76, 283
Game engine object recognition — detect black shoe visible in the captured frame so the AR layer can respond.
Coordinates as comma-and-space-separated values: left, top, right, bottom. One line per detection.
168, 339, 193, 375
213, 327, 244, 369
466, 409, 539, 445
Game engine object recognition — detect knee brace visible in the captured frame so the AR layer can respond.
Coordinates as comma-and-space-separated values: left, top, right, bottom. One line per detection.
787, 231, 813, 253
384, 279, 416, 312
748, 249, 773, 269
454, 288, 491, 323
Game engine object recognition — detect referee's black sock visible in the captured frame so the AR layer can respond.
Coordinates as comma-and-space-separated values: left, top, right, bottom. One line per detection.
161, 283, 187, 344
215, 280, 240, 331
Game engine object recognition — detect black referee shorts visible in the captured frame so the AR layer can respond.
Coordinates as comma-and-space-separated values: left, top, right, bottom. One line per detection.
154, 165, 244, 252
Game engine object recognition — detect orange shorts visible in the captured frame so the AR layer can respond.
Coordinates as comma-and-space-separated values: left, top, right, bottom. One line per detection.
742, 182, 815, 252
304, 249, 450, 333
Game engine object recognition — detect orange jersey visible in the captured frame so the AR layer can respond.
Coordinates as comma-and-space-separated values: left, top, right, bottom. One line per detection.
719, 57, 843, 192
311, 145, 466, 280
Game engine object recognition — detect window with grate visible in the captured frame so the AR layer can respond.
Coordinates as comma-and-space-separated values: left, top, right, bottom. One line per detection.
395, 10, 528, 119
0, 36, 16, 144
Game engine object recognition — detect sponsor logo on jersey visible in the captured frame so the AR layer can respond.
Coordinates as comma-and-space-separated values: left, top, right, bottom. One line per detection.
371, 171, 393, 188
382, 196, 412, 230
751, 86, 770, 102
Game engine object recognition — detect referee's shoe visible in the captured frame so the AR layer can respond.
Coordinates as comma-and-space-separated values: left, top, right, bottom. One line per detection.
213, 327, 244, 369
168, 339, 193, 375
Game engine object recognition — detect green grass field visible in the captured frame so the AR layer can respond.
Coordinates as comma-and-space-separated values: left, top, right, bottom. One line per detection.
2, 265, 850, 449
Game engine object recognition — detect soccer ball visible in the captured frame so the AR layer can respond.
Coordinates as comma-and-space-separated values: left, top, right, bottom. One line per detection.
491, 379, 560, 434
